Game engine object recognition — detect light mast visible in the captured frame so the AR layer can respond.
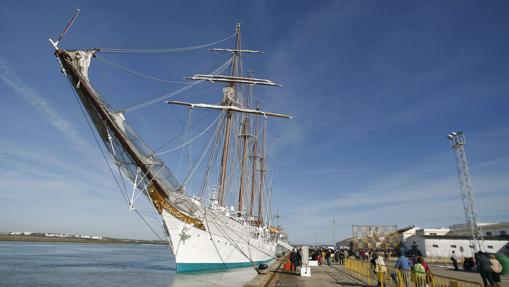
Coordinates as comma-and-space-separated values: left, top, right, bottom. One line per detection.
447, 131, 485, 253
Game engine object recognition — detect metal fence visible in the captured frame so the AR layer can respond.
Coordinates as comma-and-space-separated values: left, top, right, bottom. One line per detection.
344, 258, 482, 287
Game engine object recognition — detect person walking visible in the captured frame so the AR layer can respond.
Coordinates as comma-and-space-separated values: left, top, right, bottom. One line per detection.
451, 251, 459, 271
392, 253, 413, 287
289, 249, 298, 272
339, 250, 345, 265
325, 249, 331, 266
489, 254, 502, 287
375, 253, 388, 287
297, 248, 302, 269
476, 251, 495, 287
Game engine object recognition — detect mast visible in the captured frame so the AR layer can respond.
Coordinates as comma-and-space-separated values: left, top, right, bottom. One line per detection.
217, 23, 241, 206
167, 23, 290, 211
249, 112, 260, 217
258, 120, 267, 225
238, 117, 250, 213
238, 74, 254, 214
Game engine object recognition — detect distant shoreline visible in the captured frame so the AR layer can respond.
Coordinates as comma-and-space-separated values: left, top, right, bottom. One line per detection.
0, 235, 168, 245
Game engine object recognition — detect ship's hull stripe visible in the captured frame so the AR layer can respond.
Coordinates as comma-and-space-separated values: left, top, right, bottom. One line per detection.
176, 258, 274, 272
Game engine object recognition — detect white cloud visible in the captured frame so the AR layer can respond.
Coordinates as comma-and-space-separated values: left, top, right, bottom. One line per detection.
0, 140, 161, 240
0, 56, 88, 147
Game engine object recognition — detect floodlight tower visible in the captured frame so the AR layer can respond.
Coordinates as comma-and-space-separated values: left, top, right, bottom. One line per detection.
447, 131, 484, 253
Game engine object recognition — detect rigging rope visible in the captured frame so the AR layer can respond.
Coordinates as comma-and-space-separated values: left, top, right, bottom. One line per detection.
181, 112, 225, 187
122, 58, 232, 112
156, 111, 222, 156
176, 108, 193, 179
65, 62, 169, 246
206, 210, 272, 274
96, 33, 236, 54
134, 210, 164, 241
149, 100, 214, 156
65, 79, 130, 205
95, 55, 189, 85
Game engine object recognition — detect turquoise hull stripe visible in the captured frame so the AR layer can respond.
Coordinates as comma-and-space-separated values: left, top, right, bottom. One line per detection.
176, 258, 274, 272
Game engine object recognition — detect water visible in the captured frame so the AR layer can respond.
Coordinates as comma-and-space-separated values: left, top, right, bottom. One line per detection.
0, 241, 257, 287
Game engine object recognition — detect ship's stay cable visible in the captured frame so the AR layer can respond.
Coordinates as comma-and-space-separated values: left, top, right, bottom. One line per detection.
176, 109, 193, 179
168, 101, 186, 130
208, 214, 262, 274
197, 115, 223, 199
202, 207, 227, 267
156, 111, 222, 156
122, 58, 232, 113
132, 209, 159, 219
114, 155, 132, 204
177, 109, 193, 179
95, 55, 189, 85
149, 102, 215, 156
65, 65, 168, 245
134, 210, 164, 241
181, 111, 225, 189
65, 78, 129, 205
96, 32, 236, 54
143, 191, 176, 252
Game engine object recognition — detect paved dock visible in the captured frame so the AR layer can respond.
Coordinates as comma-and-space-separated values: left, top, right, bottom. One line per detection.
245, 260, 368, 287
245, 258, 509, 287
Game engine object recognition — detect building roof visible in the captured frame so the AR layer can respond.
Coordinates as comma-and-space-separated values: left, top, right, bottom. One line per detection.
421, 235, 509, 241
397, 225, 416, 233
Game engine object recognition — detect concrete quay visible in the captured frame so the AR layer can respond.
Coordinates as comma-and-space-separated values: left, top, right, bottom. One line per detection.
244, 260, 367, 287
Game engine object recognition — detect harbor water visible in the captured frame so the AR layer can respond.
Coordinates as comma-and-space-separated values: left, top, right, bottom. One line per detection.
0, 241, 257, 287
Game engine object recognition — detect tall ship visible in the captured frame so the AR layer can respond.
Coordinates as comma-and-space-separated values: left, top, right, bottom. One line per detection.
50, 13, 292, 272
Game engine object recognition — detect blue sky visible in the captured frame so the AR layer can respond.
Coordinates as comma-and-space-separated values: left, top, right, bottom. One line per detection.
1, 1, 508, 244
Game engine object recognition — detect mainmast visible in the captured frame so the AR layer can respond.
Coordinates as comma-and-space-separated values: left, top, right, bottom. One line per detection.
249, 113, 260, 218
258, 121, 267, 225
238, 117, 250, 213
167, 23, 290, 211
238, 74, 254, 214
217, 23, 241, 206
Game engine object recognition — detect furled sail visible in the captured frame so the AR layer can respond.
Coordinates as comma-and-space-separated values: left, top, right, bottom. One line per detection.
61, 50, 182, 197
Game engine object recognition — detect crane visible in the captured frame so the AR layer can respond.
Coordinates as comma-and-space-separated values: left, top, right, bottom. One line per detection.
447, 131, 484, 253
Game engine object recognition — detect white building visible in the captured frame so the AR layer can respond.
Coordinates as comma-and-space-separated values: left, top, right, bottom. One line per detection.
403, 222, 509, 258
449, 222, 509, 237
406, 234, 508, 258
398, 226, 419, 242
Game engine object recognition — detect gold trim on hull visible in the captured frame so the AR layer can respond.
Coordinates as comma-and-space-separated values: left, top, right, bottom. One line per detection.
147, 185, 206, 231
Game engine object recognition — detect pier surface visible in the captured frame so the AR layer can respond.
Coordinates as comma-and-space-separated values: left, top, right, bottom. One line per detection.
244, 259, 366, 287
245, 258, 509, 287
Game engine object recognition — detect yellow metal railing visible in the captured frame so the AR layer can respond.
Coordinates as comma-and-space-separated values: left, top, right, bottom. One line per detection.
344, 258, 482, 287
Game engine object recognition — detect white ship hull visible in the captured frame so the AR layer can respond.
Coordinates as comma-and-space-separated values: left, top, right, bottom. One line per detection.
162, 207, 276, 272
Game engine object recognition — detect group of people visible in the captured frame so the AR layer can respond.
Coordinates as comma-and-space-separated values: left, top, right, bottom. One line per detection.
291, 246, 504, 287
370, 250, 503, 287
367, 251, 431, 287
474, 251, 503, 287
451, 250, 503, 287
309, 248, 348, 266
288, 249, 302, 272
